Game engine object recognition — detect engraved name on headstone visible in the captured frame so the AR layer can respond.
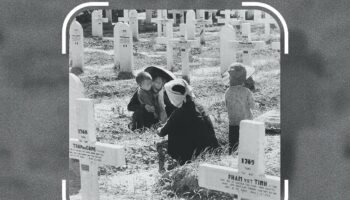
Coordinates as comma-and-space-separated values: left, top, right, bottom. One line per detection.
69, 98, 125, 200
198, 120, 280, 200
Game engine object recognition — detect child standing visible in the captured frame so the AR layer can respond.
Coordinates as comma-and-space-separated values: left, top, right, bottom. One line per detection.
225, 63, 255, 152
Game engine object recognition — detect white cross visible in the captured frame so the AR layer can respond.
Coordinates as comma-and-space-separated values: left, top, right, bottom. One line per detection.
217, 10, 241, 24
69, 98, 125, 200
151, 10, 174, 40
118, 10, 130, 23
168, 37, 200, 82
91, 10, 108, 37
253, 11, 278, 36
168, 10, 185, 24
230, 23, 265, 66
195, 11, 211, 44
198, 120, 280, 200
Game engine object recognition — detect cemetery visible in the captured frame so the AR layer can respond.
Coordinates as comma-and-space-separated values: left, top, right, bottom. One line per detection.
69, 9, 280, 200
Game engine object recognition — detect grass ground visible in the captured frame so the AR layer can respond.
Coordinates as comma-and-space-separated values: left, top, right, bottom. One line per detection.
69, 20, 280, 200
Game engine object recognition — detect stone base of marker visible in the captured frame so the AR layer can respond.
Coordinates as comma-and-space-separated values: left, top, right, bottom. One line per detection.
133, 35, 139, 42
113, 62, 134, 80
117, 71, 135, 80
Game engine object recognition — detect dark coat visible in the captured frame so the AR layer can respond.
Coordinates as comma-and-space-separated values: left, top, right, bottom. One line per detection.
127, 90, 177, 130
159, 97, 219, 165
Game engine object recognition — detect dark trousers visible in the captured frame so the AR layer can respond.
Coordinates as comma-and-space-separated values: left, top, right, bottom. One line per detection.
130, 107, 158, 130
229, 125, 239, 153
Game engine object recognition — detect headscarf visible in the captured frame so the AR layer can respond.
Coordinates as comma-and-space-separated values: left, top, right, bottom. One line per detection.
164, 79, 195, 108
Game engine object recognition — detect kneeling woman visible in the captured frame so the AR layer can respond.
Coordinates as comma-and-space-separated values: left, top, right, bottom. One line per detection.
157, 79, 219, 165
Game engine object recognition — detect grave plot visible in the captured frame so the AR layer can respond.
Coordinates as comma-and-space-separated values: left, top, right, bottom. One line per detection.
69, 9, 280, 199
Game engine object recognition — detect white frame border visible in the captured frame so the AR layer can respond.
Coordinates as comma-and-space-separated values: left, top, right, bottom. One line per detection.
61, 2, 109, 54
242, 1, 289, 54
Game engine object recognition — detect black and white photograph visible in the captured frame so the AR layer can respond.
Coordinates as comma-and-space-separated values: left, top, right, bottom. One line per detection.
1, 1, 350, 200
68, 9, 280, 200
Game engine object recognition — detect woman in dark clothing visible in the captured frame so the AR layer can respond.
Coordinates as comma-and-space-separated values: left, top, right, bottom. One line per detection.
127, 66, 177, 130
157, 79, 219, 165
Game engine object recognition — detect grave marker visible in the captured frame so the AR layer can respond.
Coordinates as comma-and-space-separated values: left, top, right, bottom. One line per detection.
271, 41, 280, 52
195, 10, 211, 45
129, 10, 139, 41
179, 23, 186, 37
151, 10, 174, 44
105, 9, 113, 23
204, 10, 214, 25
217, 10, 238, 24
169, 37, 200, 82
238, 23, 265, 65
118, 10, 129, 23
69, 73, 85, 139
220, 23, 264, 73
168, 10, 185, 24
220, 24, 236, 76
253, 10, 263, 22
145, 10, 153, 23
69, 98, 125, 200
263, 14, 278, 36
185, 10, 196, 40
198, 120, 280, 200
114, 22, 134, 76
69, 20, 84, 70
254, 11, 278, 37
91, 10, 108, 37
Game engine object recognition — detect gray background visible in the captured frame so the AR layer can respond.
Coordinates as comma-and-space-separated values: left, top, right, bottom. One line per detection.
0, 0, 349, 199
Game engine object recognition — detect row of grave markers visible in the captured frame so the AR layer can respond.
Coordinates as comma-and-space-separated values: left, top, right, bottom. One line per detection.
91, 9, 278, 38
70, 9, 280, 82
217, 9, 279, 37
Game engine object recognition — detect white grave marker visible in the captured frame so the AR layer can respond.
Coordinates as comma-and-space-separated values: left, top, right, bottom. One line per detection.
185, 10, 196, 40
241, 22, 252, 42
91, 10, 108, 37
151, 10, 174, 44
118, 10, 129, 23
239, 23, 265, 65
195, 10, 211, 45
69, 98, 125, 200
169, 37, 200, 82
114, 22, 134, 75
198, 120, 280, 200
254, 11, 278, 37
271, 41, 280, 52
129, 10, 139, 41
69, 20, 84, 70
69, 73, 85, 139
220, 24, 236, 76
220, 23, 265, 71
217, 10, 237, 24
105, 9, 113, 23
168, 10, 185, 24
179, 23, 186, 37
253, 10, 263, 22
145, 10, 153, 23
263, 14, 278, 36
